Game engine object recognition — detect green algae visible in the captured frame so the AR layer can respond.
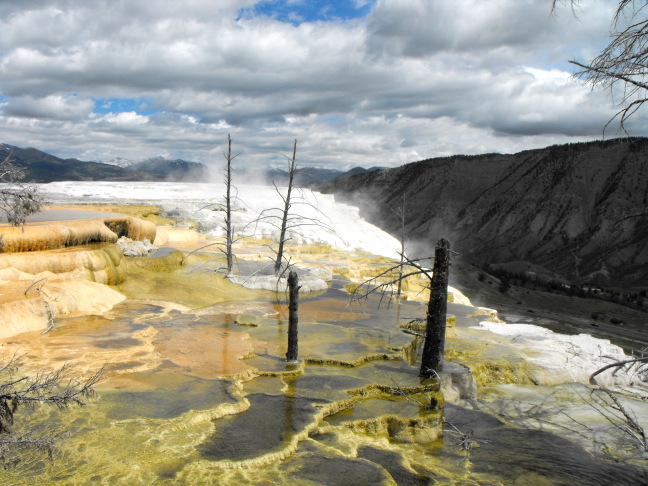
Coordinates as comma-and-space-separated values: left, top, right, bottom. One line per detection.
115, 252, 276, 308
4, 249, 645, 485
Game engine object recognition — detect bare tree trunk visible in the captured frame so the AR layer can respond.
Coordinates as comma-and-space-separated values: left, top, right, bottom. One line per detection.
396, 193, 406, 301
225, 134, 234, 274
420, 238, 450, 377
286, 270, 299, 362
274, 140, 297, 275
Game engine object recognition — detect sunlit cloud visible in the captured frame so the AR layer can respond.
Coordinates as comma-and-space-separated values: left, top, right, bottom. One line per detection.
0, 0, 641, 169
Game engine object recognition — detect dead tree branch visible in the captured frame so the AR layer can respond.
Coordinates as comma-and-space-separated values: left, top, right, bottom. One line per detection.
589, 357, 648, 385
0, 154, 42, 226
0, 357, 103, 464
554, 0, 648, 132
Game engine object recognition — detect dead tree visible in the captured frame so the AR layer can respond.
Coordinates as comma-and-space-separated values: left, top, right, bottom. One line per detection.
184, 139, 336, 282
251, 140, 337, 277
553, 0, 648, 131
392, 193, 407, 301
526, 356, 648, 456
0, 357, 102, 465
224, 134, 238, 274
286, 270, 299, 362
182, 134, 241, 274
420, 239, 450, 377
0, 154, 42, 226
351, 238, 452, 378
274, 140, 298, 275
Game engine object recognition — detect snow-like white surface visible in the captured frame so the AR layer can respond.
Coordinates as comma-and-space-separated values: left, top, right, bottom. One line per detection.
37, 181, 401, 259
448, 285, 472, 306
117, 237, 157, 257
474, 320, 634, 387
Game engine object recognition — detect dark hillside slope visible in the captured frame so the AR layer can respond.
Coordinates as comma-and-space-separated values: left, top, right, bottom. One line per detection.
318, 138, 648, 288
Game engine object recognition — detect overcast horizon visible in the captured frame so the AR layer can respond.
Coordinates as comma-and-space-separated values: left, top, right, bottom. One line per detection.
1, 0, 644, 171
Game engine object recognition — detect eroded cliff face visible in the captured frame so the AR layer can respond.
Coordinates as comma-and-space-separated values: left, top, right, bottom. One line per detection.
319, 138, 648, 287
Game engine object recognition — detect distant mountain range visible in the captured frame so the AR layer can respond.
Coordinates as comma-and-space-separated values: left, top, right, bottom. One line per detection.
0, 143, 380, 184
317, 137, 648, 289
0, 144, 211, 182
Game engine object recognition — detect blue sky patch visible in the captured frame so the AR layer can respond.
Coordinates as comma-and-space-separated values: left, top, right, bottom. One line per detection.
93, 97, 157, 115
241, 0, 375, 25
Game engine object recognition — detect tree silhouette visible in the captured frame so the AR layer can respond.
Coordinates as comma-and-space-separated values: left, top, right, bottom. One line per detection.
0, 154, 42, 227
0, 357, 102, 466
554, 0, 648, 131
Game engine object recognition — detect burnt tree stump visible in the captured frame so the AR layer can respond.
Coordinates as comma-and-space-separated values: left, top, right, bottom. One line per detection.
420, 238, 450, 377
286, 270, 299, 362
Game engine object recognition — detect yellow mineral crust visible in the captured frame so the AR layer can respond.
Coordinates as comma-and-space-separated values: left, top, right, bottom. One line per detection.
0, 210, 158, 339
153, 226, 209, 247
0, 278, 125, 339
0, 245, 126, 284
0, 214, 155, 252
103, 215, 156, 241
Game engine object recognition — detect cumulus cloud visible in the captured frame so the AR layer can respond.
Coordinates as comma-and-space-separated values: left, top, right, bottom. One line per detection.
2, 94, 94, 120
0, 0, 643, 169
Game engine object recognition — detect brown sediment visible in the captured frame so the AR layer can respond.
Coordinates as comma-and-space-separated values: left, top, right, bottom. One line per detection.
0, 322, 159, 378
152, 325, 260, 380
0, 309, 263, 391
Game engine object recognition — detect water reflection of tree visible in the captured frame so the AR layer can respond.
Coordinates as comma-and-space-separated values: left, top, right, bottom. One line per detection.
283, 376, 297, 442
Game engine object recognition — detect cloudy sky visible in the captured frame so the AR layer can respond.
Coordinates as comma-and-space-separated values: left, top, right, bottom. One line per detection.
0, 0, 642, 170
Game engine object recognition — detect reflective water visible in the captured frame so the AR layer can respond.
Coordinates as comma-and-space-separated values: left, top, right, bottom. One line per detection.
1, 267, 645, 485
